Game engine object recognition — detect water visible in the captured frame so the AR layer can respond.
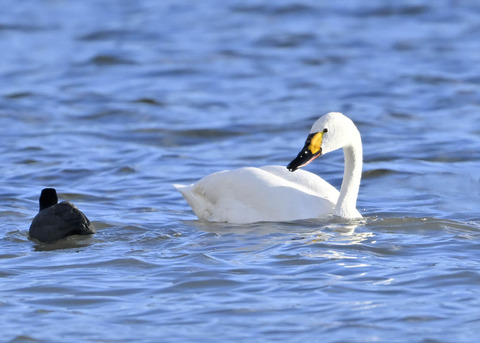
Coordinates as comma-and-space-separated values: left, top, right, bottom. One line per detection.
1, 0, 480, 342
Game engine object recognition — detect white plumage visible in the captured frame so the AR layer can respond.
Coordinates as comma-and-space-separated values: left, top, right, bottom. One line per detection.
175, 112, 363, 224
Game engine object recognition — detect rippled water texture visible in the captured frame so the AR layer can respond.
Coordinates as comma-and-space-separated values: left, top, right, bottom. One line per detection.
1, 1, 480, 342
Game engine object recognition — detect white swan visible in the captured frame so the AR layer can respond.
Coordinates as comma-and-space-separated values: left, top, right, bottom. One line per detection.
175, 112, 362, 223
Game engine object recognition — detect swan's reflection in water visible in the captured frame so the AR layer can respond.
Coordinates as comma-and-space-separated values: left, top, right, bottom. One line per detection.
295, 220, 375, 261
307, 221, 373, 245
186, 217, 375, 264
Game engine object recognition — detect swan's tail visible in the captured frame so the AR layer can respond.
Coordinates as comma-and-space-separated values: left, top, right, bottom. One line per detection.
173, 184, 209, 220
173, 184, 187, 192
173, 184, 192, 201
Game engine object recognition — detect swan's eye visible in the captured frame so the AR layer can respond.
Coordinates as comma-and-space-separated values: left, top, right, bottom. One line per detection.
323, 128, 328, 133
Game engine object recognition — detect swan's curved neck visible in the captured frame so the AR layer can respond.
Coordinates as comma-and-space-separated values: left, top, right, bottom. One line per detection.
335, 128, 362, 218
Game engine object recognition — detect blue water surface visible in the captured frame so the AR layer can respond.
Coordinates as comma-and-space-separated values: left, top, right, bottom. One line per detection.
1, 1, 480, 342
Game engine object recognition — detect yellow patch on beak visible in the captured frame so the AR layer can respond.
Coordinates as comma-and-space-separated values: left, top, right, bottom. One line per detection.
308, 132, 324, 155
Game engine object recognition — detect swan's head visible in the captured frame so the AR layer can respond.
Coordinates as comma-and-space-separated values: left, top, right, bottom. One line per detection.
287, 112, 356, 172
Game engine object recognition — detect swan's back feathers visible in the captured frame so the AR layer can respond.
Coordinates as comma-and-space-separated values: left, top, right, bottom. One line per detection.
29, 201, 96, 242
259, 166, 338, 201
176, 166, 338, 223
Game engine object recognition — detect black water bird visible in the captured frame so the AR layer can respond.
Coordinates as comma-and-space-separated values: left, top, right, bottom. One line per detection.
29, 188, 96, 242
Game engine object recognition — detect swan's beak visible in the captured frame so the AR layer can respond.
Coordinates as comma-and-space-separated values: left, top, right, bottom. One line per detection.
287, 132, 324, 172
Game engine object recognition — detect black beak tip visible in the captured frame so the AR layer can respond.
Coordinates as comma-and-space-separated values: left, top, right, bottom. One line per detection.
286, 164, 297, 172
286, 160, 300, 172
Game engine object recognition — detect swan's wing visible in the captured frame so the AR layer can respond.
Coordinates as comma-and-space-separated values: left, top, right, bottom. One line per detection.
176, 166, 338, 223
29, 202, 95, 242
175, 169, 272, 222
259, 165, 339, 203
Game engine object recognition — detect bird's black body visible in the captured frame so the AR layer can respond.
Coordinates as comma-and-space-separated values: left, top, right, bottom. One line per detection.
29, 188, 96, 242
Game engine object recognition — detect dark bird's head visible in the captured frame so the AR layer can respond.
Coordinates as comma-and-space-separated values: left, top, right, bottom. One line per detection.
39, 188, 58, 211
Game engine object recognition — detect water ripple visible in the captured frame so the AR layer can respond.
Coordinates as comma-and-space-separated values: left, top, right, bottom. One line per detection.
1, 0, 480, 342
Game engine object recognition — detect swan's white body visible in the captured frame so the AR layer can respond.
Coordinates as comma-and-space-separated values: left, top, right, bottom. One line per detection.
175, 166, 339, 223
175, 112, 362, 224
